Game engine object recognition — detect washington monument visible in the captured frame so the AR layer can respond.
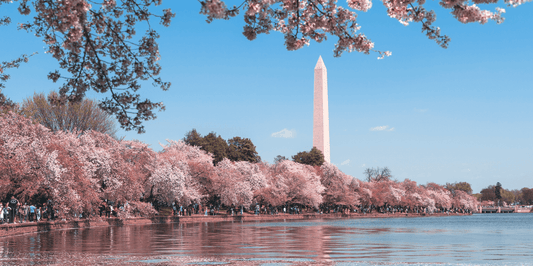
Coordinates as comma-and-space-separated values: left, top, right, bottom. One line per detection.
313, 56, 330, 163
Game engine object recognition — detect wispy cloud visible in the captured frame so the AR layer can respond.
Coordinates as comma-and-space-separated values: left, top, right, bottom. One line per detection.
414, 108, 428, 113
271, 128, 296, 138
341, 159, 350, 166
361, 164, 366, 168
370, 125, 395, 131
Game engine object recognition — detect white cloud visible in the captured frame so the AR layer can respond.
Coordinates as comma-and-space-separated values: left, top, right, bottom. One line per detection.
370, 125, 395, 131
341, 159, 350, 166
271, 128, 296, 138
361, 164, 366, 168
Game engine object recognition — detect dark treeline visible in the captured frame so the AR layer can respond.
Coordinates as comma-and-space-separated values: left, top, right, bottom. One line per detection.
183, 129, 261, 165
475, 182, 533, 205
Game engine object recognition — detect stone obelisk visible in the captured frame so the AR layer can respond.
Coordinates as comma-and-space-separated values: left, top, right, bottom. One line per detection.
313, 56, 330, 163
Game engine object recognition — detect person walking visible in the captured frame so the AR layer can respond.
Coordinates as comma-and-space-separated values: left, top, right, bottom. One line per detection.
18, 203, 24, 223
6, 205, 12, 223
22, 203, 29, 223
8, 196, 18, 224
42, 202, 48, 220
29, 204, 36, 222
4, 204, 11, 223
47, 200, 54, 221
0, 203, 4, 224
99, 201, 106, 217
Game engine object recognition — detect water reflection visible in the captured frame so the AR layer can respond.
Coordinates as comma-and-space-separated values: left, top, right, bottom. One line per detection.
1, 214, 533, 264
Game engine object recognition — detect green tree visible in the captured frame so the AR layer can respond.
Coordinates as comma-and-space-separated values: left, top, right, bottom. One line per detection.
472, 193, 482, 202
183, 130, 229, 165
21, 91, 118, 138
274, 155, 288, 164
292, 147, 325, 166
520, 188, 533, 205
480, 185, 496, 202
203, 132, 229, 165
0, 89, 16, 111
183, 128, 203, 147
227, 136, 261, 163
510, 189, 522, 204
183, 130, 261, 165
495, 182, 503, 203
500, 189, 516, 205
445, 182, 473, 195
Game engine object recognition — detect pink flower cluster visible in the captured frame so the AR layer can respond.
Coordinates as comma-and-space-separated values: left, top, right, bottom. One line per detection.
2, 0, 175, 133
199, 0, 521, 56
1, 112, 479, 217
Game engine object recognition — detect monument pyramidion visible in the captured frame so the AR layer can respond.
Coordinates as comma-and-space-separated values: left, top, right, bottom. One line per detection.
313, 56, 330, 163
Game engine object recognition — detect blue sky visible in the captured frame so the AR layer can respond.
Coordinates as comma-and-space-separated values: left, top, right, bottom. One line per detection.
2, 1, 532, 193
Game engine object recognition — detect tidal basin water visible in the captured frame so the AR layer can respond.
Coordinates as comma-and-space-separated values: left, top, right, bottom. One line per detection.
1, 213, 532, 265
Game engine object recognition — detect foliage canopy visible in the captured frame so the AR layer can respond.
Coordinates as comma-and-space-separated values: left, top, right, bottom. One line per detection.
292, 147, 325, 166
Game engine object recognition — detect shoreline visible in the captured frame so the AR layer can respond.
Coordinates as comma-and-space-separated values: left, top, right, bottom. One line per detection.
0, 212, 471, 238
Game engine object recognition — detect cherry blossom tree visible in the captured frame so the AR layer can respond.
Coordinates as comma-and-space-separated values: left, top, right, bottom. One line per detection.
1, 111, 161, 216
354, 179, 373, 207
399, 179, 424, 209
45, 131, 102, 215
165, 139, 216, 197
254, 162, 290, 207
0, 112, 101, 215
271, 160, 325, 208
235, 160, 268, 191
388, 182, 405, 207
0, 89, 16, 111
320, 162, 359, 207
148, 140, 214, 205
42, 129, 154, 215
367, 180, 391, 207
1, 0, 176, 133
425, 182, 452, 210
0, 111, 54, 202
452, 190, 478, 210
0, 53, 36, 89
213, 158, 254, 207
118, 140, 155, 200
0, 111, 484, 218
367, 180, 405, 209
76, 131, 131, 204
199, 0, 525, 58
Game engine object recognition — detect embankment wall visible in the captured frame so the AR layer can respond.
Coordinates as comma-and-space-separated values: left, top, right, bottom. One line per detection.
0, 212, 470, 238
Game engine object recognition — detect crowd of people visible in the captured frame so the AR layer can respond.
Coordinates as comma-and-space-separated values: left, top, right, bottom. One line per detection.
0, 196, 55, 224
168, 203, 473, 217
0, 198, 473, 224
0, 197, 139, 223
98, 200, 131, 218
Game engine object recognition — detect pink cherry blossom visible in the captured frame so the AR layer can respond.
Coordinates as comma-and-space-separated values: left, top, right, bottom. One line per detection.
199, 0, 522, 57
1, 0, 176, 133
